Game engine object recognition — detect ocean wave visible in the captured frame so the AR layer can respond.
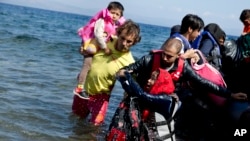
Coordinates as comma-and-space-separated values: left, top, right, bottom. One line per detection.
0, 11, 9, 16
0, 30, 13, 42
12, 34, 41, 43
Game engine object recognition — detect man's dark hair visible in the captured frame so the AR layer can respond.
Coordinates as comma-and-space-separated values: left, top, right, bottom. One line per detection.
180, 14, 204, 34
240, 9, 250, 23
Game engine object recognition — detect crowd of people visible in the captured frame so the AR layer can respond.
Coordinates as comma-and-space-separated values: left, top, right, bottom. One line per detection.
71, 1, 250, 141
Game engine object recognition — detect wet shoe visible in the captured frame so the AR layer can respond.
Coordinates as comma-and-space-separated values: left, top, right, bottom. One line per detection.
73, 87, 90, 100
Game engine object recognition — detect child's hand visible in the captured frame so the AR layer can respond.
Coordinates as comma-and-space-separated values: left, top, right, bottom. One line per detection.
103, 32, 108, 38
104, 47, 112, 55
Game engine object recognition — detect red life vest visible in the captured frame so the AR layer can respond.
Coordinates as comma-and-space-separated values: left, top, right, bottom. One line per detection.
151, 50, 184, 82
151, 49, 228, 107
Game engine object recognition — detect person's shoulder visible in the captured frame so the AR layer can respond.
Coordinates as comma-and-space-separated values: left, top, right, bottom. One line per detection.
150, 49, 163, 54
180, 58, 192, 71
132, 53, 153, 65
121, 51, 135, 64
202, 38, 214, 46
144, 52, 154, 59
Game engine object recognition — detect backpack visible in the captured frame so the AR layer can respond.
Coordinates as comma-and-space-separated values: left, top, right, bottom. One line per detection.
189, 50, 228, 107
223, 39, 242, 63
106, 97, 148, 141
192, 31, 222, 71
237, 33, 250, 63
221, 39, 243, 76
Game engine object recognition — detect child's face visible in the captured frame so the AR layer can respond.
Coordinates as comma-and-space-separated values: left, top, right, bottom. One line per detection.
189, 28, 201, 41
109, 8, 122, 22
145, 71, 158, 91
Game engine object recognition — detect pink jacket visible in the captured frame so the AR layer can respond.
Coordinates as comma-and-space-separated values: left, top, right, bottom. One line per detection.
78, 8, 126, 42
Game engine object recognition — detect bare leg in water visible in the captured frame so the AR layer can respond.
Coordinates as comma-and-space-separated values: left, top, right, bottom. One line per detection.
78, 55, 93, 85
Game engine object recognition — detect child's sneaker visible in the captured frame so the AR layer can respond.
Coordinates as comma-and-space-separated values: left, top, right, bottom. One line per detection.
73, 87, 90, 100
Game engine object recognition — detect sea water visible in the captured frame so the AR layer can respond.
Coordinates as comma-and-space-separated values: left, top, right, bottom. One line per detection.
0, 2, 238, 141
0, 3, 170, 141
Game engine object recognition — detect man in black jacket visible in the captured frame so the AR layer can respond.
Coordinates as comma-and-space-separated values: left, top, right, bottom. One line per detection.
117, 37, 246, 99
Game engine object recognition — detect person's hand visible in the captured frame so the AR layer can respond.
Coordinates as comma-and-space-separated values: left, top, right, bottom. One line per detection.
183, 48, 196, 58
169, 93, 179, 101
103, 32, 108, 38
123, 92, 128, 99
180, 49, 200, 63
180, 49, 199, 59
191, 52, 200, 64
79, 45, 91, 56
116, 69, 133, 78
231, 92, 248, 100
104, 47, 112, 55
242, 32, 247, 36
116, 69, 127, 78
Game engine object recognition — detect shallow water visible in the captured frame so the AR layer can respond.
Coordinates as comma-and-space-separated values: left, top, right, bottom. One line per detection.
0, 2, 241, 141
0, 3, 171, 141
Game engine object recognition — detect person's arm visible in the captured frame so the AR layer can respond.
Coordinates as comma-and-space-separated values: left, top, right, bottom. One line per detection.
94, 18, 108, 50
119, 71, 176, 107
94, 19, 111, 55
117, 54, 152, 77
118, 71, 181, 119
182, 61, 247, 100
179, 48, 200, 64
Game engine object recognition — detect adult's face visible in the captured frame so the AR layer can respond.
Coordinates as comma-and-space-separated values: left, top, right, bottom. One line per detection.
116, 29, 135, 52
161, 43, 180, 66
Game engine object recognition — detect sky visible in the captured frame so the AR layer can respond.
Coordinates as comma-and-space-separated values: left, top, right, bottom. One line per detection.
1, 0, 249, 36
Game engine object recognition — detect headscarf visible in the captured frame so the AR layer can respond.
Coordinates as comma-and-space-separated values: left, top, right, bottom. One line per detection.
204, 23, 226, 45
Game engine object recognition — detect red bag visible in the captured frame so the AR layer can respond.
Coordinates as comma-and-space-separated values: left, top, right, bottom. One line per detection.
191, 50, 227, 107
106, 127, 126, 141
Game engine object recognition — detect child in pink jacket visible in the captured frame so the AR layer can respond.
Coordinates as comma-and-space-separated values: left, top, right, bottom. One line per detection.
74, 1, 125, 99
